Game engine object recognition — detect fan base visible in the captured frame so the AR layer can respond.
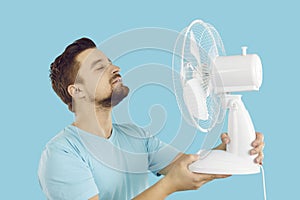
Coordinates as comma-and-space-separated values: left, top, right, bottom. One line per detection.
189, 150, 260, 175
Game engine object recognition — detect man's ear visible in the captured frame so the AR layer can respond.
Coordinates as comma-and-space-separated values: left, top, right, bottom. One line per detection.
67, 84, 84, 99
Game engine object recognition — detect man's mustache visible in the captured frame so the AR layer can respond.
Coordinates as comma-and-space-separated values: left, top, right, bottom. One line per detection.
110, 74, 121, 84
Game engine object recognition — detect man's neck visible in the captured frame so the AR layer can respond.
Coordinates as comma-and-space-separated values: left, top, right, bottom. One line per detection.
73, 104, 113, 139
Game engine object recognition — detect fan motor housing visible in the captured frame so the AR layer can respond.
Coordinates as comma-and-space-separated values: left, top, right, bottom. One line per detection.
214, 54, 263, 93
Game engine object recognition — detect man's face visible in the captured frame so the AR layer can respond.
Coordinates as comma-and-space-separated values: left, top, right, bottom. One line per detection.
74, 48, 129, 108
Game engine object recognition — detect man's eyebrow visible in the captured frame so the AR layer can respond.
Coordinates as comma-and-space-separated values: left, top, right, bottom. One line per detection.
90, 59, 103, 69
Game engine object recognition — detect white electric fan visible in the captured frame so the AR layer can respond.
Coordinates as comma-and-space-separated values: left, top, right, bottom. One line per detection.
172, 19, 263, 175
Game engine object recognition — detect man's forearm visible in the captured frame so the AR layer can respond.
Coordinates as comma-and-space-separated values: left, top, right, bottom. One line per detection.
132, 177, 174, 200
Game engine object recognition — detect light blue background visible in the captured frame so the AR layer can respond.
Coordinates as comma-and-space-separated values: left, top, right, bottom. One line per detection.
1, 0, 299, 199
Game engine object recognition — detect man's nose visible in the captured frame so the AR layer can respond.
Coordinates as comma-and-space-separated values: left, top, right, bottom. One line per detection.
111, 64, 120, 74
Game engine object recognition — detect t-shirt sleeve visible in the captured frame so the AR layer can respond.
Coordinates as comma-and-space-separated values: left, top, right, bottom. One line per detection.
146, 135, 180, 176
38, 144, 99, 200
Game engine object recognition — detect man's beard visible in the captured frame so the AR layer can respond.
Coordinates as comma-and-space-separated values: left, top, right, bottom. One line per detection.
98, 84, 129, 108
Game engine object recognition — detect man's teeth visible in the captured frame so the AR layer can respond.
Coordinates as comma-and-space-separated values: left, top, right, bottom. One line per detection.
113, 78, 122, 83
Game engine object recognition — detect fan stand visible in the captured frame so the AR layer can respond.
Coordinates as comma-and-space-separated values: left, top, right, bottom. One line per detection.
189, 94, 260, 175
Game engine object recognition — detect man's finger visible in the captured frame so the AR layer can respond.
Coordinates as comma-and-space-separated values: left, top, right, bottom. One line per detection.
252, 132, 264, 147
255, 151, 264, 164
250, 142, 265, 155
221, 133, 230, 144
184, 154, 200, 165
193, 173, 231, 182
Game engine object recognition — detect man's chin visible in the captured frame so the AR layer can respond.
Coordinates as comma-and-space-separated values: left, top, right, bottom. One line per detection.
111, 85, 129, 107
98, 85, 129, 108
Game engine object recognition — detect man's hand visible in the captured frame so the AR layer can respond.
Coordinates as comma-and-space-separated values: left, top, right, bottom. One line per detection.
250, 132, 265, 164
133, 153, 230, 200
216, 132, 265, 164
162, 154, 230, 194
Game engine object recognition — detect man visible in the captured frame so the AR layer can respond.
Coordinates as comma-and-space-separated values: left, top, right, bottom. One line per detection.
38, 38, 264, 200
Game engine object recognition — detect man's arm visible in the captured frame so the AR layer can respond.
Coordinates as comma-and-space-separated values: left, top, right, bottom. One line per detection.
158, 152, 183, 176
88, 154, 227, 200
133, 154, 230, 200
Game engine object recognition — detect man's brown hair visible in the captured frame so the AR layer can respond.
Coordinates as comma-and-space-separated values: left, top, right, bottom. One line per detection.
50, 38, 96, 112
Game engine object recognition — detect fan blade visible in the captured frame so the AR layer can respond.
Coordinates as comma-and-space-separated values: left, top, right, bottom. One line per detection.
183, 78, 209, 121
189, 30, 201, 68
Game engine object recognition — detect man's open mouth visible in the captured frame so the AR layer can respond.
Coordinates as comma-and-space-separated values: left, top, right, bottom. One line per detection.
111, 76, 122, 84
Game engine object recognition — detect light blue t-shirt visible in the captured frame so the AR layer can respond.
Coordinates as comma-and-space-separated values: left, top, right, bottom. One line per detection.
38, 123, 180, 200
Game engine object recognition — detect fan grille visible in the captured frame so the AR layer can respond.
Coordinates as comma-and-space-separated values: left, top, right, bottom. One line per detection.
173, 20, 226, 135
